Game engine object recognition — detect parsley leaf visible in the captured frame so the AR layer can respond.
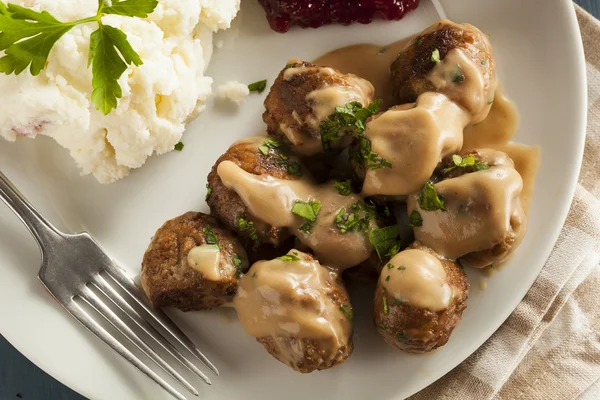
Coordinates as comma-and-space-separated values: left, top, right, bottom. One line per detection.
452, 65, 465, 83
100, 0, 158, 18
278, 252, 301, 262
205, 183, 212, 201
287, 161, 302, 176
237, 217, 258, 241
258, 138, 281, 156
354, 135, 392, 170
409, 210, 423, 227
418, 182, 446, 211
0, 0, 158, 115
248, 79, 267, 94
383, 297, 389, 315
431, 48, 441, 63
335, 201, 374, 233
174, 141, 184, 151
232, 254, 243, 278
292, 200, 321, 232
442, 154, 490, 175
202, 226, 220, 249
320, 100, 380, 152
396, 332, 407, 342
369, 225, 401, 260
339, 304, 354, 322
89, 23, 142, 115
333, 180, 352, 196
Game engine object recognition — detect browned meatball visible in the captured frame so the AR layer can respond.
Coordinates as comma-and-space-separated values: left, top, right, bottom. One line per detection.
234, 250, 354, 373
263, 59, 375, 156
390, 20, 496, 124
373, 243, 469, 353
206, 136, 304, 254
141, 212, 249, 311
407, 148, 526, 268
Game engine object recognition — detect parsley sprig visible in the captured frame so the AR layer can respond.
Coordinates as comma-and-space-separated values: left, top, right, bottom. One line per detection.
292, 199, 321, 233
0, 0, 158, 115
320, 100, 380, 152
418, 182, 446, 211
443, 154, 490, 175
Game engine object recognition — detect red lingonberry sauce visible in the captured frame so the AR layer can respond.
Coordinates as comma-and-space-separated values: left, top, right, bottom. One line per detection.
257, 0, 421, 33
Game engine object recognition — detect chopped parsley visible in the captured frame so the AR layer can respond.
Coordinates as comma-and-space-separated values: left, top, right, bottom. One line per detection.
409, 210, 423, 227
385, 275, 390, 282
396, 332, 407, 342
481, 59, 488, 65
258, 138, 281, 155
232, 254, 243, 278
415, 36, 424, 46
287, 161, 302, 176
320, 101, 380, 152
387, 263, 395, 270
202, 226, 220, 249
398, 266, 406, 271
354, 135, 392, 170
339, 305, 354, 322
431, 48, 441, 63
379, 322, 388, 331
248, 79, 268, 94
335, 201, 374, 233
237, 217, 258, 240
333, 180, 352, 196
205, 183, 212, 201
452, 65, 465, 84
174, 141, 184, 151
292, 200, 321, 233
418, 182, 446, 211
278, 252, 301, 262
383, 297, 389, 315
369, 225, 402, 260
252, 272, 257, 278
442, 154, 490, 175
394, 298, 403, 305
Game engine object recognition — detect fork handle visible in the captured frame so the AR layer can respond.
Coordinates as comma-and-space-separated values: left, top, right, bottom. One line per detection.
0, 171, 62, 250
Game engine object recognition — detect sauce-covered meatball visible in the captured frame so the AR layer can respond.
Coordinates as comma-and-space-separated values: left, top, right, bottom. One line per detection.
207, 136, 304, 252
390, 20, 496, 124
407, 148, 526, 268
234, 250, 354, 373
141, 212, 250, 311
264, 59, 375, 156
373, 244, 468, 353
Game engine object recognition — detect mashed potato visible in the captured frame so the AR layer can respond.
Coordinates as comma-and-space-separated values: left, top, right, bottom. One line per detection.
0, 0, 240, 183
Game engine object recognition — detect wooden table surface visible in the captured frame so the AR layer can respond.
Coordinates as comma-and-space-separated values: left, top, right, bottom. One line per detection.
1, 1, 598, 399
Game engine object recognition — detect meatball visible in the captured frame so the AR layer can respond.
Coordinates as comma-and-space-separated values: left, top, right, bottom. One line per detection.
206, 136, 304, 252
407, 148, 526, 268
373, 243, 469, 353
141, 212, 250, 311
263, 59, 375, 156
234, 250, 354, 373
390, 20, 496, 124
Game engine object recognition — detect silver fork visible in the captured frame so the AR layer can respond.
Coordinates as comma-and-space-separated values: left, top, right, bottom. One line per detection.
0, 171, 219, 400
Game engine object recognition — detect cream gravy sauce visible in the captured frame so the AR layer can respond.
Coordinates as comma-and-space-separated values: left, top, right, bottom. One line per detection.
233, 250, 350, 349
217, 161, 374, 270
187, 245, 221, 281
381, 249, 453, 312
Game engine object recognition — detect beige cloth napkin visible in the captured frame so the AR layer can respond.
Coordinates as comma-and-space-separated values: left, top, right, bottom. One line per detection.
411, 5, 600, 400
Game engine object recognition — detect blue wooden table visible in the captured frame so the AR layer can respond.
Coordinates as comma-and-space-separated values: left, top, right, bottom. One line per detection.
1, 1, 599, 399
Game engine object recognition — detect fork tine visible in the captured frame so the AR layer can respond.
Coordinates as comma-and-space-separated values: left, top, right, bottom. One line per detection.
78, 286, 199, 397
103, 266, 219, 375
64, 299, 188, 400
92, 274, 212, 385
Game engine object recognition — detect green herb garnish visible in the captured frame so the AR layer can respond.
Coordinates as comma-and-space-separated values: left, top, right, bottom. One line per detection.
481, 59, 488, 65
396, 332, 407, 342
431, 48, 441, 63
292, 199, 321, 233
415, 36, 423, 46
369, 225, 401, 260
442, 154, 490, 175
287, 161, 302, 176
385, 275, 390, 282
379, 322, 387, 331
202, 226, 220, 248
354, 135, 392, 170
387, 263, 394, 270
174, 141, 184, 151
333, 180, 352, 196
383, 297, 389, 315
258, 138, 281, 155
394, 298, 402, 305
205, 183, 212, 201
278, 252, 301, 262
248, 79, 267, 94
334, 201, 374, 233
237, 217, 258, 240
339, 304, 354, 322
452, 65, 465, 83
320, 101, 380, 152
0, 0, 159, 115
409, 210, 423, 227
232, 254, 243, 278
418, 182, 446, 211
398, 266, 406, 271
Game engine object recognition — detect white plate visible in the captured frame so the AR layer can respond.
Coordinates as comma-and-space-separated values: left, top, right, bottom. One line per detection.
0, 0, 587, 399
